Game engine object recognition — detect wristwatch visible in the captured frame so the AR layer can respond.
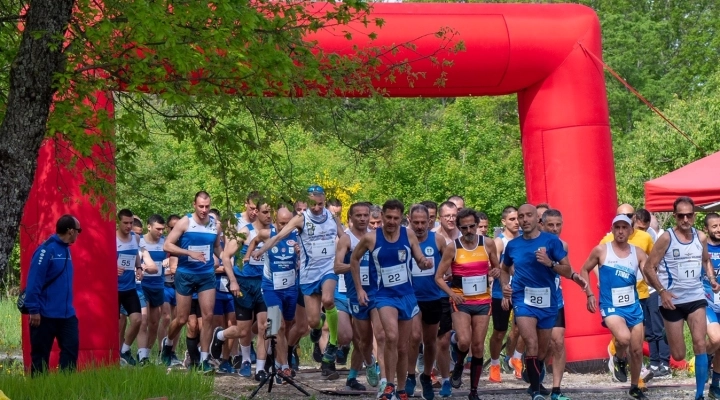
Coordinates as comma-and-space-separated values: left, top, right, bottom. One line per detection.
658, 287, 666, 294
550, 261, 558, 269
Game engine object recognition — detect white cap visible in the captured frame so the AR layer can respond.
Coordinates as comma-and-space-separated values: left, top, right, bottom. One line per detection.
612, 214, 632, 226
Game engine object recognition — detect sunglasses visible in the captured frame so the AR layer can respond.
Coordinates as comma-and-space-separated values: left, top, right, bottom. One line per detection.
74, 227, 82, 234
459, 224, 477, 230
675, 212, 695, 220
307, 185, 325, 195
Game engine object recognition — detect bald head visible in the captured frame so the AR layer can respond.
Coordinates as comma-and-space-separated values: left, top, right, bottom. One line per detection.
276, 207, 294, 230
617, 203, 635, 215
517, 203, 540, 236
518, 203, 537, 215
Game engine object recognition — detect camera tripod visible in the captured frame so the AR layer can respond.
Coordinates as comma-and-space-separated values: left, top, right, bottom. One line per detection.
249, 335, 310, 399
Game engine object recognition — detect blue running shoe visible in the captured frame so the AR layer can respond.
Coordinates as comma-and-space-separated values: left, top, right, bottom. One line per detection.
238, 361, 252, 377
218, 359, 234, 374
406, 375, 417, 397
439, 380, 452, 398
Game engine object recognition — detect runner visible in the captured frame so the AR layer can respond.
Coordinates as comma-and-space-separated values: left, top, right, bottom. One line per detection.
369, 205, 383, 230
421, 200, 439, 230
208, 209, 236, 374
580, 214, 648, 399
448, 195, 465, 211
335, 202, 380, 391
477, 212, 489, 237
350, 199, 432, 400
160, 191, 223, 373
643, 196, 719, 400
489, 206, 521, 382
117, 209, 143, 366
216, 197, 272, 379
251, 185, 346, 379
436, 208, 499, 400
499, 204, 587, 400
704, 213, 720, 399
160, 215, 182, 366
137, 214, 166, 366
405, 204, 447, 400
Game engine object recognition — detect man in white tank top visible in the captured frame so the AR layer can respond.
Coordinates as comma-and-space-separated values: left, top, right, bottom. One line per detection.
643, 196, 719, 400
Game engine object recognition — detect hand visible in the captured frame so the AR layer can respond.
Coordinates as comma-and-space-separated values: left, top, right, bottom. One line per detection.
586, 295, 597, 313
535, 248, 552, 267
572, 273, 588, 290
29, 313, 41, 327
251, 250, 263, 261
502, 283, 512, 299
357, 289, 369, 307
229, 281, 241, 298
162, 258, 170, 268
117, 267, 124, 277
135, 269, 144, 281
712, 280, 720, 293
450, 293, 465, 305
501, 297, 511, 311
420, 257, 433, 270
489, 268, 501, 278
660, 290, 678, 310
188, 251, 206, 263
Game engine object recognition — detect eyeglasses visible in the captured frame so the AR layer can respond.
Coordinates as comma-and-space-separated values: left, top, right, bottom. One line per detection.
459, 224, 477, 230
441, 214, 457, 220
307, 185, 325, 195
74, 227, 82, 234
675, 212, 695, 220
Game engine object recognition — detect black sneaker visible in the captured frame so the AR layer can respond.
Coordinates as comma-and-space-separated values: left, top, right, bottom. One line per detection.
613, 356, 628, 383
313, 342, 323, 363
255, 369, 268, 382
310, 313, 326, 343
526, 384, 551, 396
629, 385, 648, 399
138, 357, 150, 367
337, 345, 349, 365
346, 377, 367, 391
468, 389, 481, 400
232, 355, 242, 370
209, 327, 225, 360
450, 363, 463, 389
321, 360, 340, 380
323, 343, 338, 363
120, 350, 137, 366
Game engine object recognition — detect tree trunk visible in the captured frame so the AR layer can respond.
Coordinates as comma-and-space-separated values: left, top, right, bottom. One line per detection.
0, 0, 75, 276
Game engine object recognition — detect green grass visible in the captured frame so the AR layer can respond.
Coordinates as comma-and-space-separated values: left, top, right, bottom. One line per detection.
0, 298, 22, 353
0, 364, 216, 400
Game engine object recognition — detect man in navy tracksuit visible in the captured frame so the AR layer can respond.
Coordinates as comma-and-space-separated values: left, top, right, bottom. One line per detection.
24, 214, 81, 376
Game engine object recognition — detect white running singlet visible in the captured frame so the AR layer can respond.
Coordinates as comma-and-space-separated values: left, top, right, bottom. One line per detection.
297, 208, 338, 285
658, 228, 705, 305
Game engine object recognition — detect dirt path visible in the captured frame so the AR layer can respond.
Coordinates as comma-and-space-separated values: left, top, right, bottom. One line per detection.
213, 367, 699, 399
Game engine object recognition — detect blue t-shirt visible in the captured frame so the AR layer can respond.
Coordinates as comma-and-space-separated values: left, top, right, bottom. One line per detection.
504, 232, 567, 311
262, 229, 298, 292
140, 236, 166, 290
371, 228, 414, 298
703, 242, 720, 312
177, 214, 218, 275
235, 224, 275, 279
411, 232, 443, 301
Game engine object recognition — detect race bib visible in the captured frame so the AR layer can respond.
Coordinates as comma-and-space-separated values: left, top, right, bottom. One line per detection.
679, 261, 701, 280
360, 266, 370, 286
273, 269, 295, 290
338, 274, 347, 293
381, 264, 409, 287
462, 275, 487, 296
188, 245, 211, 263
118, 254, 136, 270
611, 285, 635, 307
219, 276, 230, 293
713, 291, 720, 306
411, 258, 435, 277
523, 287, 551, 309
312, 239, 335, 259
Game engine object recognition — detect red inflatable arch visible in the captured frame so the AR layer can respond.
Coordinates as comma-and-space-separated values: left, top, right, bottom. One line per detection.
21, 2, 615, 369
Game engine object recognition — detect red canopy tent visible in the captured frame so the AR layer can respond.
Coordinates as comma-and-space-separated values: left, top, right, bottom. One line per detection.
644, 151, 720, 212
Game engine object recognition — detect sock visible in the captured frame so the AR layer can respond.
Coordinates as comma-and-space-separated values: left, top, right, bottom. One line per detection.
187, 336, 200, 364
491, 358, 500, 366
217, 329, 225, 341
456, 348, 469, 370
696, 353, 709, 399
552, 386, 561, 394
513, 350, 523, 360
138, 348, 149, 359
121, 343, 131, 353
241, 345, 251, 362
349, 369, 359, 380
164, 337, 173, 346
200, 351, 208, 362
380, 378, 388, 386
712, 371, 720, 388
470, 356, 483, 390
256, 359, 266, 373
282, 364, 289, 370
442, 377, 449, 384
525, 356, 540, 393
326, 306, 339, 346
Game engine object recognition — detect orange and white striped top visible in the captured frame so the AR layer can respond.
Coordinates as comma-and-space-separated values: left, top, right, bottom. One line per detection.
450, 236, 491, 305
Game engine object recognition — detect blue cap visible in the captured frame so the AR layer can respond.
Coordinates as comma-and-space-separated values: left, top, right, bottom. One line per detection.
307, 185, 325, 195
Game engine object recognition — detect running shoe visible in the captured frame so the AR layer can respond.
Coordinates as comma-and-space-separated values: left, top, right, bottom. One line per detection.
232, 355, 242, 370
450, 363, 463, 389
323, 343, 338, 363
238, 360, 252, 377
709, 385, 720, 399
337, 345, 350, 365
199, 359, 215, 375
377, 380, 388, 399
510, 357, 523, 380
321, 360, 340, 380
120, 350, 137, 366
279, 368, 294, 383
420, 372, 434, 400
489, 364, 501, 383
532, 393, 545, 400
612, 356, 628, 383
380, 383, 396, 400
367, 361, 380, 387
526, 384, 551, 396
160, 337, 173, 366
255, 369, 267, 382
209, 326, 224, 360
138, 357, 150, 367
468, 389, 481, 400
551, 392, 571, 400
346, 377, 367, 391
169, 352, 183, 367
313, 342, 323, 363
218, 359, 234, 374
501, 355, 512, 374
439, 380, 452, 398
396, 389, 409, 400
629, 385, 648, 399
406, 375, 416, 397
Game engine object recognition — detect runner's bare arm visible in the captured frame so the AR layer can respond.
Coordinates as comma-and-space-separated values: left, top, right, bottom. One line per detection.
407, 229, 431, 269
139, 247, 159, 274
244, 229, 270, 263
334, 235, 352, 275
643, 232, 671, 292
350, 232, 374, 300
699, 231, 720, 292
485, 238, 500, 278
434, 241, 456, 298
252, 214, 304, 257
163, 217, 195, 258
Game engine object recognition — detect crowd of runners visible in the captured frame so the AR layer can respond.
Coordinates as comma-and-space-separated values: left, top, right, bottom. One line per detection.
114, 188, 720, 400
